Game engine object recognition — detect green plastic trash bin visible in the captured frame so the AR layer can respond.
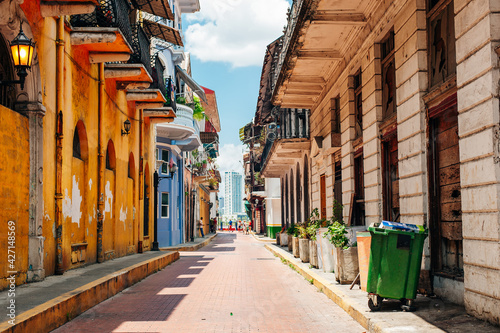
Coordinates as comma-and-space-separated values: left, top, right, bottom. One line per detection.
366, 225, 428, 311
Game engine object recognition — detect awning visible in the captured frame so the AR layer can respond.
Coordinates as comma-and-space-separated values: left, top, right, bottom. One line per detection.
131, 0, 174, 21
142, 19, 183, 47
175, 65, 207, 103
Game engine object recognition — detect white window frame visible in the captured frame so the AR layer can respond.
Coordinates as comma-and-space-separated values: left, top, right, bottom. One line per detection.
161, 192, 169, 218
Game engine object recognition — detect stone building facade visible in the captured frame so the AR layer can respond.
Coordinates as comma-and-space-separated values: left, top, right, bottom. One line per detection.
260, 0, 500, 325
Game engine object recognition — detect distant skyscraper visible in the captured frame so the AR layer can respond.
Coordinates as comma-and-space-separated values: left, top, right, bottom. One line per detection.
219, 197, 225, 215
224, 172, 243, 215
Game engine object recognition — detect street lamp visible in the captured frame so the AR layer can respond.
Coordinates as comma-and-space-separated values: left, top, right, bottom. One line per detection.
1, 22, 35, 90
121, 119, 131, 136
152, 158, 177, 251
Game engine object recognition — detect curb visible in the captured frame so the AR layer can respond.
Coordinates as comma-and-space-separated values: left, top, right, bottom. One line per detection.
250, 232, 275, 243
160, 233, 217, 252
0, 251, 179, 333
265, 244, 444, 333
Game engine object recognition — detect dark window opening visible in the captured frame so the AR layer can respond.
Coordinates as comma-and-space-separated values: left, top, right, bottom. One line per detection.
353, 154, 365, 226
73, 129, 81, 159
381, 31, 396, 119
354, 71, 363, 139
0, 35, 15, 110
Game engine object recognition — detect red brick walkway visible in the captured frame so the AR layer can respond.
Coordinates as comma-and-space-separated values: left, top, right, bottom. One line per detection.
53, 232, 365, 333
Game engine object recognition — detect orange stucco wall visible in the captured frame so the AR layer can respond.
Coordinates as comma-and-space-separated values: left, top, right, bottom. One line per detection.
0, 106, 30, 289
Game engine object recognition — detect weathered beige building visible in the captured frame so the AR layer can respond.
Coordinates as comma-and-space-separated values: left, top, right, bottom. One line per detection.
261, 0, 500, 325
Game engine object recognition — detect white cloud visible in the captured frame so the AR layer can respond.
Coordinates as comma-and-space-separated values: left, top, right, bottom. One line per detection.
216, 143, 246, 196
184, 0, 289, 67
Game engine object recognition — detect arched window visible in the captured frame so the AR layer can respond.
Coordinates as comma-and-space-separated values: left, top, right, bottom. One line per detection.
73, 120, 88, 160
106, 140, 116, 170
296, 162, 301, 223
304, 155, 310, 220
290, 169, 295, 225
128, 152, 135, 179
0, 34, 15, 109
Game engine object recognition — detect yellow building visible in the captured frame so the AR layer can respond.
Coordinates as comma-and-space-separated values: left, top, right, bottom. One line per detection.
0, 0, 177, 289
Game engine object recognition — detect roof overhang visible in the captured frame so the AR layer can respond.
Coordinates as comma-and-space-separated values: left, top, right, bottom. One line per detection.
131, 0, 174, 20
272, 0, 377, 109
143, 19, 183, 47
175, 65, 207, 103
261, 139, 311, 178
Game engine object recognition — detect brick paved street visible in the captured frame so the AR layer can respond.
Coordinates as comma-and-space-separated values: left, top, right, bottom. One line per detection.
53, 233, 365, 333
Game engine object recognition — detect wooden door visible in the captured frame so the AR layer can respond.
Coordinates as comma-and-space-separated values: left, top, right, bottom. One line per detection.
320, 174, 326, 219
353, 154, 365, 226
429, 101, 463, 278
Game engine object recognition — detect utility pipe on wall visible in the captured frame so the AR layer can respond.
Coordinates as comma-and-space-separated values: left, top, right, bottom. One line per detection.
55, 16, 65, 275
97, 62, 105, 262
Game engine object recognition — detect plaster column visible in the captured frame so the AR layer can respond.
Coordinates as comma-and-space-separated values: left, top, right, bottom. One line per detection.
17, 101, 46, 282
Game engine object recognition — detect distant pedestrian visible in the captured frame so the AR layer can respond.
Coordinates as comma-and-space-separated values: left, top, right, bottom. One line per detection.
229, 220, 233, 232
199, 217, 205, 238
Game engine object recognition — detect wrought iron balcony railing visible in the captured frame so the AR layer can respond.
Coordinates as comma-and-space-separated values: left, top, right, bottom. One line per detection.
277, 108, 309, 139
151, 55, 176, 111
130, 24, 152, 75
70, 0, 133, 45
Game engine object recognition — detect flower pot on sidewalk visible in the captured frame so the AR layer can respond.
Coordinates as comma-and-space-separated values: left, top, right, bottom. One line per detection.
299, 238, 310, 263
336, 247, 359, 284
276, 233, 280, 245
317, 228, 336, 273
280, 233, 288, 247
309, 239, 318, 268
292, 236, 300, 258
288, 234, 293, 252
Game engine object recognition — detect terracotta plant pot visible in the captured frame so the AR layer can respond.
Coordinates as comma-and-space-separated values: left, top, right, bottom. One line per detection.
292, 236, 300, 258
288, 234, 293, 251
280, 233, 288, 247
309, 239, 318, 268
335, 247, 360, 284
299, 238, 310, 263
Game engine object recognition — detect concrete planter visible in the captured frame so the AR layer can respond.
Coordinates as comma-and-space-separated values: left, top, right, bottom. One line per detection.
309, 239, 318, 268
280, 233, 288, 247
276, 233, 280, 245
287, 234, 293, 251
317, 228, 336, 273
292, 236, 300, 258
299, 238, 310, 263
335, 247, 359, 284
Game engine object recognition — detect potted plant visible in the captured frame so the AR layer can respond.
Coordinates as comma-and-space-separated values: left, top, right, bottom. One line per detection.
297, 223, 310, 263
292, 225, 300, 258
286, 225, 295, 252
319, 201, 342, 273
304, 209, 326, 269
324, 221, 359, 284
280, 226, 288, 247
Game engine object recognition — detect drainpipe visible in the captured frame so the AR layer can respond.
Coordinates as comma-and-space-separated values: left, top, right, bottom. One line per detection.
97, 63, 105, 262
138, 108, 143, 245
55, 16, 65, 275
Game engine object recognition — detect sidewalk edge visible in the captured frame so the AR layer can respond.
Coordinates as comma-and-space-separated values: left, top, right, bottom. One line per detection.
265, 244, 445, 333
0, 251, 179, 333
160, 233, 217, 251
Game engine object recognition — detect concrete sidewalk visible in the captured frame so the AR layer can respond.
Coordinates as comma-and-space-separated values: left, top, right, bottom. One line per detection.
160, 233, 218, 251
0, 234, 217, 333
266, 243, 500, 333
250, 232, 275, 243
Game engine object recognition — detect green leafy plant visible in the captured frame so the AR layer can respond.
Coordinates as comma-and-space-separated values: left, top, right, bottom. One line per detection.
286, 225, 296, 236
192, 97, 207, 121
176, 96, 186, 105
323, 221, 349, 249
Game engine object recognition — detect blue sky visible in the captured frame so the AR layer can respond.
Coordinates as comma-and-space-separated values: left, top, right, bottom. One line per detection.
181, 0, 290, 194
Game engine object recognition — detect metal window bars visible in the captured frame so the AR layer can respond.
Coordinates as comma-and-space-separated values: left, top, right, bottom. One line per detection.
151, 55, 176, 111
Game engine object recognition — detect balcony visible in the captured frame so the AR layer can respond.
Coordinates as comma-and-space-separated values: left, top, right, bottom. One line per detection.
260, 108, 310, 178
41, 0, 99, 17
129, 24, 152, 75
151, 55, 176, 111
70, 0, 133, 61
157, 104, 196, 141
174, 119, 202, 152
271, 0, 371, 109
